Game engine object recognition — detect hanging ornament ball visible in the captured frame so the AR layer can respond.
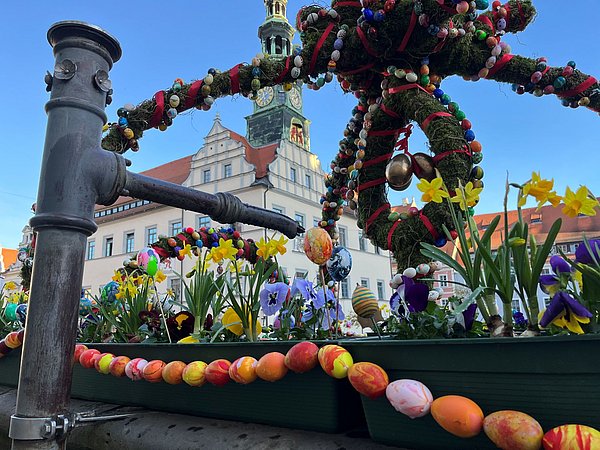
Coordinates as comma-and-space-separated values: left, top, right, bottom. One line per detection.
169, 95, 180, 108
303, 227, 333, 265
137, 247, 159, 277
326, 246, 353, 281
385, 154, 413, 191
16, 304, 28, 326
412, 152, 436, 181
471, 166, 484, 180
351, 285, 379, 319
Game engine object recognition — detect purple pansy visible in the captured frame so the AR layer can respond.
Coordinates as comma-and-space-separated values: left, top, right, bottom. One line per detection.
462, 303, 478, 331
260, 282, 290, 316
315, 287, 335, 310
328, 301, 345, 322
273, 309, 296, 329
396, 276, 429, 313
291, 278, 316, 302
575, 239, 600, 264
540, 291, 592, 328
539, 256, 571, 294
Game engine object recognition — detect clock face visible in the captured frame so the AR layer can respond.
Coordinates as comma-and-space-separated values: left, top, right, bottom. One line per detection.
255, 86, 274, 107
289, 86, 302, 109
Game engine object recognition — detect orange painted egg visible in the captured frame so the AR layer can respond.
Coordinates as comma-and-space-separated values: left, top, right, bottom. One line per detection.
229, 356, 258, 384
347, 362, 389, 399
386, 379, 433, 419
162, 361, 187, 385
142, 360, 166, 383
303, 227, 333, 265
351, 285, 379, 319
108, 356, 131, 377
431, 395, 484, 438
256, 352, 288, 382
284, 341, 319, 373
542, 424, 600, 450
205, 359, 231, 386
318, 344, 353, 379
182, 361, 207, 387
483, 411, 543, 450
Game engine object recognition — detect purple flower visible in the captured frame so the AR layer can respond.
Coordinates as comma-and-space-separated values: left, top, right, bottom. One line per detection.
540, 291, 592, 334
314, 287, 335, 310
539, 256, 572, 294
260, 282, 290, 316
575, 239, 600, 265
291, 278, 316, 302
550, 255, 571, 274
396, 276, 429, 313
513, 310, 528, 328
328, 301, 345, 322
463, 303, 478, 331
273, 309, 295, 329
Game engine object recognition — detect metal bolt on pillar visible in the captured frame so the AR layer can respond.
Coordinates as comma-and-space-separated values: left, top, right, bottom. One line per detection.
11, 20, 302, 450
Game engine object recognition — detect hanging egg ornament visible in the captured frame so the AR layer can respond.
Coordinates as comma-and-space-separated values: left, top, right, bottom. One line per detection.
412, 152, 436, 181
137, 247, 159, 277
169, 95, 180, 108
385, 154, 413, 191
326, 246, 353, 281
303, 227, 333, 265
351, 285, 379, 319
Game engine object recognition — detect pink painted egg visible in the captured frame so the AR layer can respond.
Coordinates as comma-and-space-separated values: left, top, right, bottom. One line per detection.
125, 357, 148, 381
386, 379, 433, 419
303, 227, 333, 265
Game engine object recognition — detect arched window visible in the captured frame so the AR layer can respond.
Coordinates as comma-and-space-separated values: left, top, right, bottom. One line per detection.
282, 4, 286, 16
265, 37, 272, 54
267, 1, 273, 15
286, 40, 290, 55
275, 36, 283, 54
275, 2, 280, 14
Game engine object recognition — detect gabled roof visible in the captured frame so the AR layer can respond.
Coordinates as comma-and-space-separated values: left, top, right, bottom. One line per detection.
228, 130, 278, 179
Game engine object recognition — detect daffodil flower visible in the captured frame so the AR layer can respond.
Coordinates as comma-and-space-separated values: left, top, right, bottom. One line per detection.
416, 177, 449, 203
229, 259, 245, 273
154, 270, 166, 284
4, 281, 17, 290
178, 243, 192, 259
450, 181, 483, 211
270, 235, 289, 256
518, 172, 562, 209
562, 186, 598, 218
255, 237, 273, 259
111, 271, 123, 283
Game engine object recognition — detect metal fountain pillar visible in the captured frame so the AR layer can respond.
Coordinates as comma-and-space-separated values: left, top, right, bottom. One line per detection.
10, 21, 301, 449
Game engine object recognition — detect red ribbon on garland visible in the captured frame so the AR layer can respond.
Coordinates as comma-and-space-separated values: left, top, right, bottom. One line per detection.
362, 153, 393, 169
274, 56, 292, 84
477, 15, 496, 34
184, 80, 203, 110
356, 26, 379, 58
485, 54, 514, 79
419, 211, 440, 240
432, 146, 472, 164
397, 11, 417, 53
380, 104, 401, 119
309, 22, 336, 74
229, 64, 244, 95
340, 62, 375, 76
388, 84, 430, 95
365, 203, 391, 234
334, 1, 362, 6
422, 112, 453, 131
356, 177, 387, 193
557, 76, 598, 98
387, 219, 401, 250
149, 91, 165, 128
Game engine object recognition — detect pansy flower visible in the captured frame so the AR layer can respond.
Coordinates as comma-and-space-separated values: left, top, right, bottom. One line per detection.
462, 303, 478, 331
273, 309, 295, 329
259, 282, 290, 316
540, 291, 592, 334
328, 301, 345, 322
395, 276, 430, 313
314, 286, 335, 310
166, 311, 194, 341
539, 255, 572, 296
575, 239, 600, 265
291, 278, 316, 303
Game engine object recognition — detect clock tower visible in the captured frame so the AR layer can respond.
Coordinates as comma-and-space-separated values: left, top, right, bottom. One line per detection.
246, 0, 310, 150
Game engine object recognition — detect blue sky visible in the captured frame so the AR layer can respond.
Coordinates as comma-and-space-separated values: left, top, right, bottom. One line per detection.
1, 1, 599, 248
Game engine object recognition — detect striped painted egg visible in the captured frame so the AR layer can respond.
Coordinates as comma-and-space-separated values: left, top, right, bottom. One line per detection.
352, 285, 379, 318
542, 424, 600, 450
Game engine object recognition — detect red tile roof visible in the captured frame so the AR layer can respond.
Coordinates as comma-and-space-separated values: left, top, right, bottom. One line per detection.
229, 130, 278, 179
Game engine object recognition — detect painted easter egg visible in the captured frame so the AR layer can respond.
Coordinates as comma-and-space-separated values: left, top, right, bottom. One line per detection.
182, 361, 207, 387
142, 360, 166, 383
284, 341, 319, 373
431, 395, 484, 438
79, 296, 94, 316
483, 410, 543, 450
347, 362, 389, 399
136, 247, 159, 276
205, 359, 232, 386
162, 361, 187, 385
108, 356, 131, 377
4, 303, 18, 322
542, 424, 600, 450
351, 285, 379, 319
326, 246, 353, 281
125, 358, 148, 381
95, 353, 115, 375
256, 352, 288, 382
100, 281, 119, 306
303, 227, 333, 265
79, 349, 101, 369
73, 344, 88, 363
318, 345, 353, 379
386, 379, 434, 419
229, 356, 258, 384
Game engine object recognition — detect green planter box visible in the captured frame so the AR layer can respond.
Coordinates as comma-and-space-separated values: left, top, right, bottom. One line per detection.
0, 342, 364, 433
344, 335, 600, 450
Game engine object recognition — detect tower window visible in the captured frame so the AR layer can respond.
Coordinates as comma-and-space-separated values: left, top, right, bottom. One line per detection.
266, 37, 272, 54
275, 36, 283, 55
276, 2, 280, 14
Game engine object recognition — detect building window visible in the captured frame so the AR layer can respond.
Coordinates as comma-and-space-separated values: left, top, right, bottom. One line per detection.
294, 213, 305, 232
170, 220, 182, 236
290, 167, 297, 183
169, 278, 181, 300
124, 232, 135, 253
104, 237, 113, 257
203, 169, 211, 183
272, 205, 284, 215
223, 164, 232, 178
438, 274, 448, 287
86, 240, 95, 260
377, 280, 385, 300
359, 231, 367, 252
313, 217, 320, 227
198, 216, 211, 229
340, 278, 350, 298
295, 269, 308, 279
338, 227, 347, 247
512, 299, 521, 312
360, 278, 370, 288
146, 226, 157, 245
305, 174, 312, 189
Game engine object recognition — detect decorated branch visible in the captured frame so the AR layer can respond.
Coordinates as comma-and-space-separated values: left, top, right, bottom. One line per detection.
100, 0, 599, 273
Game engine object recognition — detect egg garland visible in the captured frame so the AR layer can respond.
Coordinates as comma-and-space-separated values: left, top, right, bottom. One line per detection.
100, 1, 600, 273
2, 337, 598, 448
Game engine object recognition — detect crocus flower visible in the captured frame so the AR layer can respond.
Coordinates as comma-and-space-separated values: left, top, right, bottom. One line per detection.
259, 282, 290, 316
395, 276, 429, 313
575, 239, 600, 265
540, 291, 592, 334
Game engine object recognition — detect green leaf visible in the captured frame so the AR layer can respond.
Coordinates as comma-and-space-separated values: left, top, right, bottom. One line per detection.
453, 286, 485, 314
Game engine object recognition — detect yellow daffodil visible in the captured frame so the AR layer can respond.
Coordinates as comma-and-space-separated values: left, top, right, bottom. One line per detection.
154, 270, 166, 284
207, 238, 238, 264
178, 244, 192, 259
229, 259, 245, 273
271, 235, 289, 256
416, 177, 449, 203
4, 281, 17, 291
166, 288, 175, 297
111, 271, 123, 283
562, 186, 599, 218
518, 172, 562, 209
221, 308, 243, 336
451, 181, 483, 211
255, 237, 273, 259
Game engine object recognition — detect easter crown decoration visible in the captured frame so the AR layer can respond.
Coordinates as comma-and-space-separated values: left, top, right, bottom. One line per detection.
100, 0, 599, 275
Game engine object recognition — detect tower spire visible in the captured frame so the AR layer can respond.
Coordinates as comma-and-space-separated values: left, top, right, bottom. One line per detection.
259, 0, 294, 56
